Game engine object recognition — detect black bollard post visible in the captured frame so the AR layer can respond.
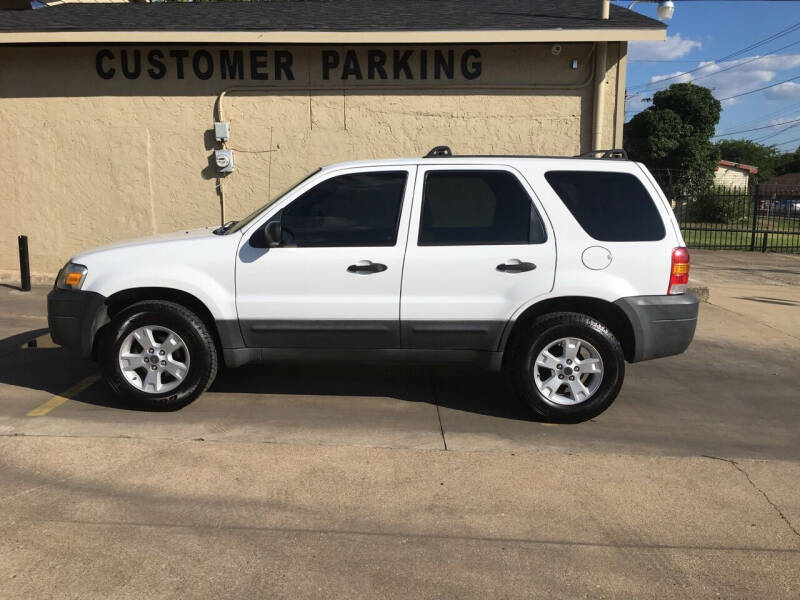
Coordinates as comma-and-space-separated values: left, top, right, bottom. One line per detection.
18, 235, 31, 291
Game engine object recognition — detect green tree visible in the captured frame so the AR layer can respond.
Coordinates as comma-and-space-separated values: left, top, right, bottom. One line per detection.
624, 83, 722, 194
715, 138, 777, 181
774, 147, 800, 177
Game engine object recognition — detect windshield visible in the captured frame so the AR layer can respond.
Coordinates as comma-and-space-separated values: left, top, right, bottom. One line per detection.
221, 168, 321, 235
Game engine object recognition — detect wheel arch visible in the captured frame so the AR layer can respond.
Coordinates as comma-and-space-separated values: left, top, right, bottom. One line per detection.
500, 296, 636, 364
95, 287, 238, 362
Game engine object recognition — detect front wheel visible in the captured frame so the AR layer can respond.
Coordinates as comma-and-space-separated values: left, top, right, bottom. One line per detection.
507, 312, 625, 422
99, 301, 219, 408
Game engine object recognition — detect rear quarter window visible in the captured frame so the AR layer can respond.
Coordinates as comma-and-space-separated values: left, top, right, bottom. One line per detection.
544, 171, 665, 242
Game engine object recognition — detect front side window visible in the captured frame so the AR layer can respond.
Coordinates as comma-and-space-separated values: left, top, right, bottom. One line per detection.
418, 170, 546, 246
544, 171, 666, 242
224, 168, 320, 235
281, 171, 407, 247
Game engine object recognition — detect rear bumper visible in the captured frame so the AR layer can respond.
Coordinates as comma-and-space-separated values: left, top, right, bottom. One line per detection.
47, 288, 109, 358
615, 294, 699, 362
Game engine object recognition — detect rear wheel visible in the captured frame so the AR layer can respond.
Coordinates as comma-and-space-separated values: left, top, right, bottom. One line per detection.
507, 312, 625, 422
99, 301, 218, 408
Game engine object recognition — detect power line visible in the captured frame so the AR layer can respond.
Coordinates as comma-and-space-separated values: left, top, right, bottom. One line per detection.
718, 74, 800, 100
627, 20, 800, 91
690, 39, 800, 85
713, 116, 800, 138
629, 59, 713, 63
631, 37, 800, 74
773, 135, 800, 149
755, 122, 800, 143
714, 100, 800, 131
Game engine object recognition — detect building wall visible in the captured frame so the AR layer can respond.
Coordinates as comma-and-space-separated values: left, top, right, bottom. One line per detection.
0, 42, 625, 277
714, 165, 750, 191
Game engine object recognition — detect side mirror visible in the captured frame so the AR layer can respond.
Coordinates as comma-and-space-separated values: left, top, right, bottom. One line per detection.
263, 221, 283, 248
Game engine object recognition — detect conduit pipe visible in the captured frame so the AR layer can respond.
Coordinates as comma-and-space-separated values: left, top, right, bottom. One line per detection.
592, 0, 611, 151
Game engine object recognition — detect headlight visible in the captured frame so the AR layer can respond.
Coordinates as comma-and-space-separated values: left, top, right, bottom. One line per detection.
56, 262, 88, 290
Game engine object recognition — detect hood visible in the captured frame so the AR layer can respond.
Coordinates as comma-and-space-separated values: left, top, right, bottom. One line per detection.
72, 227, 223, 262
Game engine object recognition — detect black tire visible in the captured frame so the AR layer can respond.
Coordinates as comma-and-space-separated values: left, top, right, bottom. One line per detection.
99, 300, 218, 409
507, 312, 625, 423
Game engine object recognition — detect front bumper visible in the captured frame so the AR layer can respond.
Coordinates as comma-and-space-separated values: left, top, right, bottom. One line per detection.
615, 294, 699, 362
47, 288, 109, 358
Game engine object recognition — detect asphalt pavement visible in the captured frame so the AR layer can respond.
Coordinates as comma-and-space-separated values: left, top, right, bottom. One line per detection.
0, 250, 798, 598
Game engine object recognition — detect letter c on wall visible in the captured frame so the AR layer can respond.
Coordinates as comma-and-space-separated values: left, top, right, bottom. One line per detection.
96, 49, 115, 80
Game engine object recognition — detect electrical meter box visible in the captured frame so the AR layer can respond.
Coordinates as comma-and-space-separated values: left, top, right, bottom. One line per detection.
214, 121, 230, 142
214, 149, 234, 173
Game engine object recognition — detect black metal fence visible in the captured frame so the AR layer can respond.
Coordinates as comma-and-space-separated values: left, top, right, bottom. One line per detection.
649, 169, 800, 253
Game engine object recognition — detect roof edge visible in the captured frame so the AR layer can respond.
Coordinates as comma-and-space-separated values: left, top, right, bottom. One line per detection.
0, 28, 667, 45
718, 160, 759, 175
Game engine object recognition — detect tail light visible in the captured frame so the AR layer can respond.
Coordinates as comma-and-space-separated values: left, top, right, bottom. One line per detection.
668, 247, 690, 295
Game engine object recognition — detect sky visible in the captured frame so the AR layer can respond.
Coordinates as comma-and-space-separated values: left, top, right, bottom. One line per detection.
617, 0, 800, 152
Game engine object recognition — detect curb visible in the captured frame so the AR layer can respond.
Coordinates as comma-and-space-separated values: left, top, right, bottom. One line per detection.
0, 270, 53, 286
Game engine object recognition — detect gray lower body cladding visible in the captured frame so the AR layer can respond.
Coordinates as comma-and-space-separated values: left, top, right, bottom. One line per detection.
47, 288, 109, 357
239, 319, 504, 351
614, 293, 699, 362
46, 289, 698, 368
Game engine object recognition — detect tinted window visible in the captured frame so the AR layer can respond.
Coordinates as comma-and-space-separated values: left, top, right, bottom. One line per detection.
281, 171, 407, 247
544, 171, 665, 242
419, 171, 545, 246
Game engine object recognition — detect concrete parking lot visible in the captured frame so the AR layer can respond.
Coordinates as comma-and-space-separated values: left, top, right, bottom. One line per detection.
1, 250, 799, 598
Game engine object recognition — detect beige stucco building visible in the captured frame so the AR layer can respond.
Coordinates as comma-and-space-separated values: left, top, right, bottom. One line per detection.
0, 0, 664, 279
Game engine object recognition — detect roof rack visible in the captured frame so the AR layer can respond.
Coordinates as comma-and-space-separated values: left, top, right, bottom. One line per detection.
578, 149, 628, 160
424, 146, 453, 158
423, 146, 629, 160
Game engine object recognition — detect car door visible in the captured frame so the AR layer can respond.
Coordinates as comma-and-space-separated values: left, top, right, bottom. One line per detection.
236, 166, 416, 348
400, 164, 556, 350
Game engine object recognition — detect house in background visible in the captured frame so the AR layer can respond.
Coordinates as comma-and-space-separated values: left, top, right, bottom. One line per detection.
758, 172, 800, 216
759, 172, 800, 192
714, 160, 758, 191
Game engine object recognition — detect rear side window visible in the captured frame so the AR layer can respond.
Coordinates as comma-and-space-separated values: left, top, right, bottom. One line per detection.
281, 171, 407, 247
544, 171, 665, 242
419, 170, 546, 246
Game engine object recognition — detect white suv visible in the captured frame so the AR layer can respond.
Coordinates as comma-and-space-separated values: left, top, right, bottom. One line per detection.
48, 148, 698, 422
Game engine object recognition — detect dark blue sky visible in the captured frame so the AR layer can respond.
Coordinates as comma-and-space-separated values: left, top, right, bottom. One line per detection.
617, 0, 800, 151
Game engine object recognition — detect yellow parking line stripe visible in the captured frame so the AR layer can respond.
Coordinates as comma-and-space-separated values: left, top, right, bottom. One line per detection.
27, 375, 101, 417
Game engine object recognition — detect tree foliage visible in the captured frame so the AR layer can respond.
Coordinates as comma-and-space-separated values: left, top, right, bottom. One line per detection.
773, 147, 800, 177
624, 83, 722, 194
715, 139, 800, 182
715, 139, 777, 181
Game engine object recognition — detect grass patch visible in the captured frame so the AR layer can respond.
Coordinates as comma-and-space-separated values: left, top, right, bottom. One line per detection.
681, 228, 800, 252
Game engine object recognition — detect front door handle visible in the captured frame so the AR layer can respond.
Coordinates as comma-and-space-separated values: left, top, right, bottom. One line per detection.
347, 260, 388, 274
497, 259, 536, 273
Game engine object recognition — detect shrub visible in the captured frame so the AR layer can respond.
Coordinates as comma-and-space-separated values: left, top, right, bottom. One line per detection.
689, 186, 751, 224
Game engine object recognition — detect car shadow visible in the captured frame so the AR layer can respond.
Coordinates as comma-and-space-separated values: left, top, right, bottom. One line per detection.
0, 328, 537, 421
209, 361, 536, 421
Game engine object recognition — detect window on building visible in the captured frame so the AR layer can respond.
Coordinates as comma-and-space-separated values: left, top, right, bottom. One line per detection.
544, 171, 665, 242
418, 170, 546, 246
281, 171, 407, 247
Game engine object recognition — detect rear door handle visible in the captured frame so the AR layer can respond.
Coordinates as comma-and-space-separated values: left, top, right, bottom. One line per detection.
347, 260, 388, 274
496, 260, 536, 273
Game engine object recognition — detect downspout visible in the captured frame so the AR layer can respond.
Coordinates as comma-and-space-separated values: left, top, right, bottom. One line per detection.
592, 0, 610, 150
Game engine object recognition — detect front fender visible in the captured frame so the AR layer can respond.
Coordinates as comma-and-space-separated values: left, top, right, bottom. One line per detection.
87, 265, 237, 322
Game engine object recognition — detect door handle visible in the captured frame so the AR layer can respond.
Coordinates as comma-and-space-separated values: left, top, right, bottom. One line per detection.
496, 260, 536, 273
347, 261, 388, 274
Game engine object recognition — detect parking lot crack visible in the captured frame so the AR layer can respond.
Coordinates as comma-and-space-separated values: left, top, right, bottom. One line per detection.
703, 454, 800, 539
427, 374, 448, 451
